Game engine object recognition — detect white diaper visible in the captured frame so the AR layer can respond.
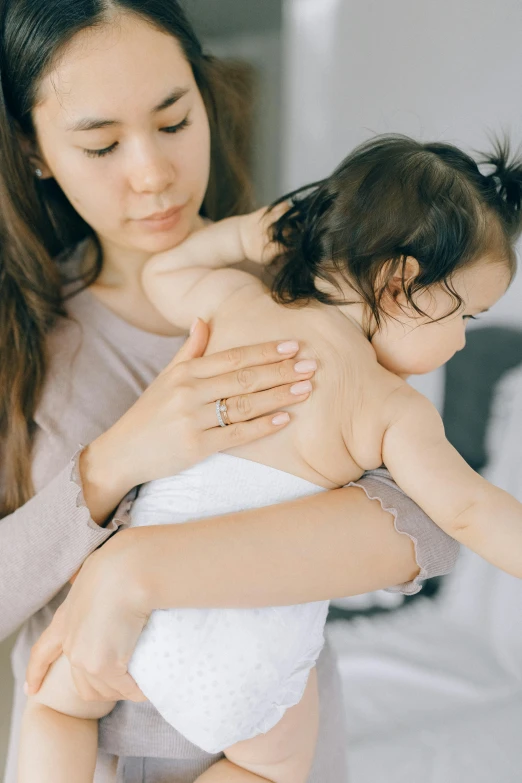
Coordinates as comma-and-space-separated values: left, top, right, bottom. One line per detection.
127, 453, 329, 754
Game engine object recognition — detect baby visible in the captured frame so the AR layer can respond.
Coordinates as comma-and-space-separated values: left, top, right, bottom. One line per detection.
19, 135, 522, 783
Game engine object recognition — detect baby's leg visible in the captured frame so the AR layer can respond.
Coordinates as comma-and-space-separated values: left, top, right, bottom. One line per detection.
18, 653, 116, 783
195, 668, 318, 783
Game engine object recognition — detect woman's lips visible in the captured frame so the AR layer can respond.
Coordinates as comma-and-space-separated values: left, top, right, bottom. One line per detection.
134, 204, 184, 231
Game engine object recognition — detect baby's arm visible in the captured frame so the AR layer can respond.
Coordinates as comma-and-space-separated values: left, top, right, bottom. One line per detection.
381, 385, 522, 578
142, 207, 280, 329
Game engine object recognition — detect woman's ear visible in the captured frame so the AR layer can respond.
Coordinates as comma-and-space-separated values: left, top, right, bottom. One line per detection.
17, 131, 53, 179
379, 256, 421, 315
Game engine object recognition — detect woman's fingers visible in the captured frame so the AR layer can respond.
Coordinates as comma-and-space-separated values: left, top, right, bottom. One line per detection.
105, 673, 147, 703
182, 340, 301, 381
199, 357, 316, 405
200, 380, 312, 430
169, 317, 209, 365
70, 667, 146, 703
202, 411, 291, 454
69, 668, 121, 703
25, 620, 64, 694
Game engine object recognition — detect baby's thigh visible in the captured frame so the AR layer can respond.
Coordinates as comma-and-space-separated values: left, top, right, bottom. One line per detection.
224, 668, 319, 783
30, 653, 115, 720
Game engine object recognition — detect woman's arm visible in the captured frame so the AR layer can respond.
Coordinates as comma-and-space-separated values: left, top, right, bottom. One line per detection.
125, 486, 420, 612
0, 331, 217, 641
124, 467, 458, 611
0, 328, 214, 640
25, 471, 459, 701
0, 447, 130, 643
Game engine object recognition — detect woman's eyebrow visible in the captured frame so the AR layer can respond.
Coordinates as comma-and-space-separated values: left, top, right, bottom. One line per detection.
67, 86, 190, 132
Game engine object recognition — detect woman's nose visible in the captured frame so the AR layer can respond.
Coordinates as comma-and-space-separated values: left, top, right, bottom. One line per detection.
127, 140, 172, 194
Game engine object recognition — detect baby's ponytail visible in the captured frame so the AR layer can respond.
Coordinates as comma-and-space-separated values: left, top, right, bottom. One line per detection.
480, 140, 522, 236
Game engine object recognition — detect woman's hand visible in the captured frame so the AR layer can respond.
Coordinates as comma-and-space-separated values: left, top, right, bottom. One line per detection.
81, 318, 315, 521
25, 532, 149, 702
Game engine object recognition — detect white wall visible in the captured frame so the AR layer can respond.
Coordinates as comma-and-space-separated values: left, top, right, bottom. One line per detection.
282, 0, 522, 406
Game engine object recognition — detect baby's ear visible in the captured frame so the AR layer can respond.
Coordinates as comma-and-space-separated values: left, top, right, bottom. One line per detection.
380, 255, 420, 313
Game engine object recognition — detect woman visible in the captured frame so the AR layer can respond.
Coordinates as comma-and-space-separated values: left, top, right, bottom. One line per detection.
0, 1, 459, 781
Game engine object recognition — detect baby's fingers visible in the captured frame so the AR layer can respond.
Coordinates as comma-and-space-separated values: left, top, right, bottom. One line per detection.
255, 202, 291, 264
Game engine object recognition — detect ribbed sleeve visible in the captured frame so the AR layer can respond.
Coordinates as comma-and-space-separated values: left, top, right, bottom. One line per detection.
0, 448, 135, 641
350, 467, 461, 595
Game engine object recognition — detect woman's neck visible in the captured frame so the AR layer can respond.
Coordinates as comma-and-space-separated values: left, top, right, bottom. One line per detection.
83, 235, 186, 336
91, 213, 207, 288
90, 238, 152, 288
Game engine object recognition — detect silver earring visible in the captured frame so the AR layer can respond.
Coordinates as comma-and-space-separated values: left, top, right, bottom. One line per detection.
35, 168, 42, 178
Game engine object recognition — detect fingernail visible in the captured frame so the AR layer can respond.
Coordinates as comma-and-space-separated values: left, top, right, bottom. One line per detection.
23, 681, 30, 696
190, 318, 199, 335
294, 359, 317, 373
272, 412, 290, 426
290, 380, 313, 395
277, 341, 299, 354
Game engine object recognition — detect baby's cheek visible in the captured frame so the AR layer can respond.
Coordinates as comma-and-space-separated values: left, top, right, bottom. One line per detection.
400, 340, 449, 375
433, 326, 465, 365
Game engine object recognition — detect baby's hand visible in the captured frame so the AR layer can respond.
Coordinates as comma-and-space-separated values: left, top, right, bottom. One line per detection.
237, 202, 289, 265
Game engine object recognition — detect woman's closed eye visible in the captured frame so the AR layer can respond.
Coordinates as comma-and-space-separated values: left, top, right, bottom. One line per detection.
463, 314, 478, 321
82, 116, 192, 159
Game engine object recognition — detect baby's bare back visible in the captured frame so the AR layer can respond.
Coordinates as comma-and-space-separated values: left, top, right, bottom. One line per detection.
205, 283, 404, 488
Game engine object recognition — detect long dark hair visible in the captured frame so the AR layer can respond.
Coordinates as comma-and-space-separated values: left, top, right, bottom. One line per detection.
269, 135, 522, 333
0, 0, 253, 518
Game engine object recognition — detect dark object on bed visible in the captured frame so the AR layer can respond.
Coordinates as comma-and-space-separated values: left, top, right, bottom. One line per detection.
443, 325, 522, 472
327, 578, 441, 623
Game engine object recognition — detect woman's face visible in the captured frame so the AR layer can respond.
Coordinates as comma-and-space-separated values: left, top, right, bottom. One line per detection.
31, 13, 211, 257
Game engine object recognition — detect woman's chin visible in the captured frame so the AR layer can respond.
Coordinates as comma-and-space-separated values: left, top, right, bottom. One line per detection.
127, 217, 195, 254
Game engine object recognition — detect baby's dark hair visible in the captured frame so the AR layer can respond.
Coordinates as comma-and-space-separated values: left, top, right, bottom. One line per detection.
269, 135, 522, 329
